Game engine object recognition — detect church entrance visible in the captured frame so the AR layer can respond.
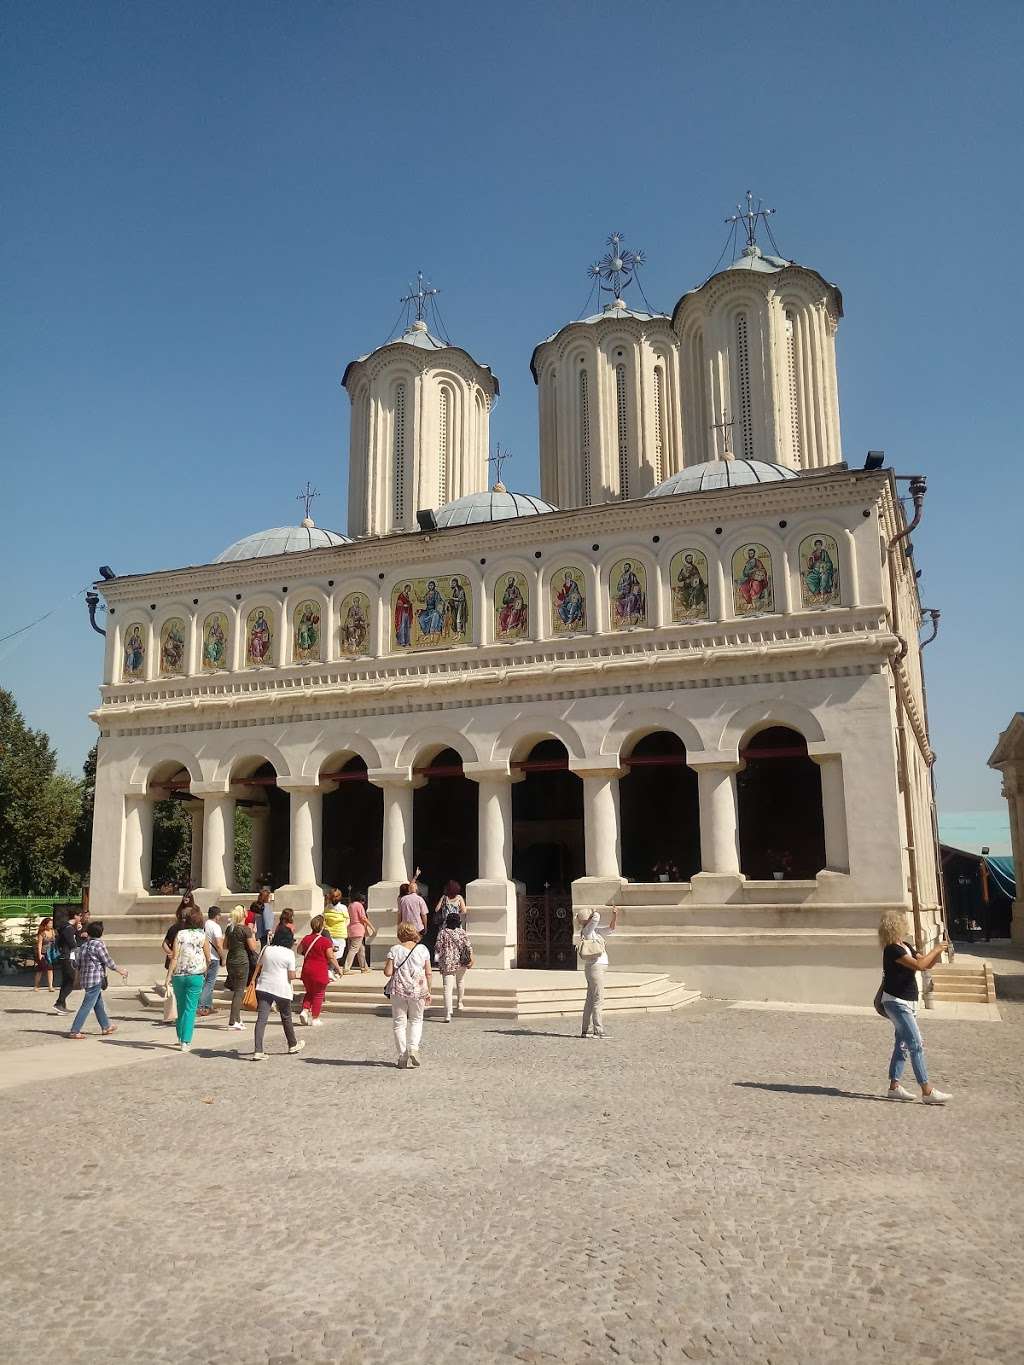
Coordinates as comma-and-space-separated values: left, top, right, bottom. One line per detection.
233, 760, 289, 891
412, 748, 478, 907
321, 755, 383, 900
737, 726, 826, 880
619, 731, 700, 883
512, 739, 584, 968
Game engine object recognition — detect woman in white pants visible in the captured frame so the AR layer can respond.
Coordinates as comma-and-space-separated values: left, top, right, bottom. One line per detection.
384, 921, 432, 1068
575, 907, 618, 1038
434, 911, 474, 1022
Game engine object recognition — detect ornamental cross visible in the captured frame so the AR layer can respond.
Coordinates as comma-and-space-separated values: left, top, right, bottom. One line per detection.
487, 445, 511, 487
401, 270, 440, 322
588, 231, 646, 301
710, 411, 735, 457
725, 190, 776, 250
296, 481, 319, 519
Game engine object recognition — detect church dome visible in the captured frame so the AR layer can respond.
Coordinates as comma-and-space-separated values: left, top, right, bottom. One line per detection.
434, 486, 557, 528
647, 458, 799, 498
214, 520, 350, 563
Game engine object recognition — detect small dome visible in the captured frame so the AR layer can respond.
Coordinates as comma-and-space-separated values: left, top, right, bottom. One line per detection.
215, 523, 350, 562
434, 488, 557, 528
647, 458, 800, 498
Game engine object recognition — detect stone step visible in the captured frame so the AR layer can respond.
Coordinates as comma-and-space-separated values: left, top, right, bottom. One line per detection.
619, 905, 884, 929
929, 962, 995, 1004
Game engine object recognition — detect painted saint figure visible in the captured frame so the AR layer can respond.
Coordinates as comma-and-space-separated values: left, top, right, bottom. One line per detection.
124, 626, 145, 677
613, 562, 646, 628
736, 547, 772, 612
160, 619, 185, 674
417, 580, 446, 640
342, 594, 369, 654
248, 609, 272, 665
555, 572, 585, 630
294, 602, 321, 660
497, 575, 528, 637
394, 584, 413, 648
444, 577, 469, 639
203, 614, 228, 670
803, 538, 837, 602
673, 554, 708, 620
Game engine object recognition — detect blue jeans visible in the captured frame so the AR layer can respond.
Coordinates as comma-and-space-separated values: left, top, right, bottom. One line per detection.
883, 998, 929, 1086
70, 983, 110, 1034
199, 959, 221, 1010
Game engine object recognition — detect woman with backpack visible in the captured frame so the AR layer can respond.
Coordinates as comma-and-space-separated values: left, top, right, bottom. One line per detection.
574, 906, 619, 1039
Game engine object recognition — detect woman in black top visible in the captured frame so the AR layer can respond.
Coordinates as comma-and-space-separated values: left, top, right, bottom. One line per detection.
878, 912, 952, 1104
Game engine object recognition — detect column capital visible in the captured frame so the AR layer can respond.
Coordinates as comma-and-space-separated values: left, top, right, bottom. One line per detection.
684, 751, 741, 772
190, 781, 232, 798
367, 766, 419, 789
463, 762, 513, 784
806, 744, 843, 765
569, 759, 625, 780
275, 778, 322, 795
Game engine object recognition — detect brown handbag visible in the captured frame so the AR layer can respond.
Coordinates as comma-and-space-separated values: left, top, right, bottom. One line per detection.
242, 949, 265, 1011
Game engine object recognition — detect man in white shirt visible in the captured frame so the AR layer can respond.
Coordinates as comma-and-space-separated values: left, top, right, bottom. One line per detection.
198, 906, 224, 1015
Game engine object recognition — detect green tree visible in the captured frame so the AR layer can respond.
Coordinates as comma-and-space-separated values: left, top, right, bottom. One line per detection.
234, 806, 252, 892
151, 799, 193, 888
63, 742, 97, 882
0, 690, 82, 895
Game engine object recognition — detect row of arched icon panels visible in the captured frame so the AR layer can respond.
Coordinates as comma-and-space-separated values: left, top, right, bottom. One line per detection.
119, 534, 843, 679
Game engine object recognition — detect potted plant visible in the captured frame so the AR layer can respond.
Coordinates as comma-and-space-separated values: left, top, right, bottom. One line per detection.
766, 849, 793, 881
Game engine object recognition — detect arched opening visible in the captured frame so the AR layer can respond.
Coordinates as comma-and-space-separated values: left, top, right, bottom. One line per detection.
321, 754, 383, 899
619, 732, 700, 882
231, 759, 289, 892
511, 739, 585, 893
146, 762, 194, 892
411, 748, 478, 906
737, 727, 825, 880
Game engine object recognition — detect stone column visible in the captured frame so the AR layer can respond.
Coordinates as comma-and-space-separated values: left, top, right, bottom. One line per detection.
187, 803, 204, 889
813, 754, 850, 873
122, 796, 154, 895
570, 761, 626, 908
1003, 772, 1024, 944
248, 804, 271, 889
366, 769, 417, 915
274, 781, 324, 918
200, 793, 235, 895
464, 763, 519, 969
688, 757, 743, 903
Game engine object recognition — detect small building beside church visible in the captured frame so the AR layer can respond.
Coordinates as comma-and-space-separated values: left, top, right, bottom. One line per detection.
87, 224, 943, 1003
989, 713, 1024, 941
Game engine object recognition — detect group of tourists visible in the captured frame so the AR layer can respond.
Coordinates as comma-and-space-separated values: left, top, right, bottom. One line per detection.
40, 882, 953, 1098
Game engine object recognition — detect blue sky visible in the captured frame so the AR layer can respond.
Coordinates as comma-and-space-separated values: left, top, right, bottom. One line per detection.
3, 0, 1021, 823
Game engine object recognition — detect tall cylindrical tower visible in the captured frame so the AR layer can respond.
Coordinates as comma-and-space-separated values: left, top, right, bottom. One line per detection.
671, 244, 843, 470
342, 319, 499, 537
531, 299, 683, 509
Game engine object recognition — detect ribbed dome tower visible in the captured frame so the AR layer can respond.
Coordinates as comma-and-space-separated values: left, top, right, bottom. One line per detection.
672, 195, 844, 471
531, 234, 683, 509
342, 275, 499, 537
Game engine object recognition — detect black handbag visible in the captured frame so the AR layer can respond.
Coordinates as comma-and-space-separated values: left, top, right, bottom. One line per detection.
873, 982, 887, 1017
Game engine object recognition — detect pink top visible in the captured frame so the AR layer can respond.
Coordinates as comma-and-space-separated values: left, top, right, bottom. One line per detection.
347, 901, 368, 938
397, 893, 429, 930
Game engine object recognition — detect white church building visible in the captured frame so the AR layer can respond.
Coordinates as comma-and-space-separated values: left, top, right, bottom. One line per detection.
88, 219, 943, 1003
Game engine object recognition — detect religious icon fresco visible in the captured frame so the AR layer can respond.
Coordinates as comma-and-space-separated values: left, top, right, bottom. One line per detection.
494, 572, 530, 642
201, 612, 229, 672
609, 559, 648, 629
670, 550, 710, 623
391, 575, 472, 651
732, 544, 775, 616
292, 600, 322, 663
245, 607, 274, 667
799, 534, 840, 608
550, 567, 587, 635
122, 624, 146, 680
339, 592, 370, 657
159, 618, 186, 676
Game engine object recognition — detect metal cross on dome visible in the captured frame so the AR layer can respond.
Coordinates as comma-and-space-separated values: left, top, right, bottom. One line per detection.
487, 445, 511, 486
725, 191, 776, 250
401, 270, 440, 322
296, 481, 320, 519
710, 411, 736, 457
588, 232, 646, 301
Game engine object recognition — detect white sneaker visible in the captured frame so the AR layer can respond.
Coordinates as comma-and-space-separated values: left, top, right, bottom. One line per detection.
298, 1009, 311, 1026
310, 1018, 323, 1027
444, 1014, 452, 1023
922, 1087, 952, 1105
179, 1041, 190, 1052
252, 1051, 266, 1061
886, 1084, 916, 1102
230, 1022, 243, 1031
288, 1040, 306, 1055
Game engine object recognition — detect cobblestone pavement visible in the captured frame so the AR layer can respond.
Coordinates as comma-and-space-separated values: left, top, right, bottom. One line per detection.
1, 979, 1022, 1365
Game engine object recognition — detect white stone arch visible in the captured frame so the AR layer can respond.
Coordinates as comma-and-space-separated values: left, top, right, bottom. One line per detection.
130, 746, 205, 792
301, 733, 384, 783
490, 714, 587, 766
483, 556, 537, 646
599, 706, 706, 765
212, 734, 295, 786
284, 585, 330, 666
600, 544, 657, 632
722, 526, 789, 618
785, 516, 852, 611
717, 698, 827, 761
395, 727, 483, 772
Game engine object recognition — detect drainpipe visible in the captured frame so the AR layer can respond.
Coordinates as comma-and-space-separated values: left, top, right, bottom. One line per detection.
85, 591, 106, 636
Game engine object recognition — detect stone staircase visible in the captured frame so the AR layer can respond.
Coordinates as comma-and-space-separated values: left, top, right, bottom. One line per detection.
138, 967, 701, 1021
928, 961, 996, 1005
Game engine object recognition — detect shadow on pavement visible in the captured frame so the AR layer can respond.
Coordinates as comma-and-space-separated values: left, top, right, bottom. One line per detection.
301, 1055, 396, 1069
484, 1027, 579, 1039
734, 1081, 890, 1102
